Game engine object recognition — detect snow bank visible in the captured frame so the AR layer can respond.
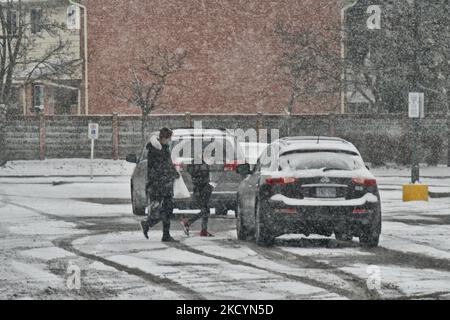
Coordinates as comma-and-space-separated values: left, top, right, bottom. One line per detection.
0, 159, 135, 177
372, 164, 450, 177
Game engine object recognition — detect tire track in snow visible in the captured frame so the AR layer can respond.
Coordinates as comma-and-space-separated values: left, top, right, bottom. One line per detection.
262, 241, 450, 298
4, 200, 205, 299
166, 240, 362, 299
53, 234, 205, 300
364, 245, 450, 273
248, 244, 384, 299
252, 245, 404, 300
0, 190, 10, 210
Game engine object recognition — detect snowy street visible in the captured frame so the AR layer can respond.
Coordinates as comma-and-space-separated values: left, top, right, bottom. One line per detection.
0, 161, 449, 300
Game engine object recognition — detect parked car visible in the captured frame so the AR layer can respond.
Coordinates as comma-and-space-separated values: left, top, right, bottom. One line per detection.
240, 142, 269, 165
235, 136, 382, 247
126, 128, 247, 216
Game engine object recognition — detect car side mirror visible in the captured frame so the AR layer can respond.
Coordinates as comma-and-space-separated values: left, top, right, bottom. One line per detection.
366, 165, 370, 170
126, 154, 138, 163
236, 163, 251, 176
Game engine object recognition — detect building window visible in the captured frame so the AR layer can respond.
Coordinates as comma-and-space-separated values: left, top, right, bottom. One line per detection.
33, 85, 45, 112
347, 102, 371, 114
7, 10, 18, 35
31, 8, 42, 34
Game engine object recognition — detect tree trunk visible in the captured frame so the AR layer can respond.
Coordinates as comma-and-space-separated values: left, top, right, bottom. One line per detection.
141, 112, 145, 146
0, 103, 7, 165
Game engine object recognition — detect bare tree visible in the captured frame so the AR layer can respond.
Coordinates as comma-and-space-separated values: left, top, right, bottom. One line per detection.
111, 47, 188, 143
275, 0, 443, 114
0, 0, 80, 112
275, 20, 383, 115
0, 0, 80, 163
275, 22, 343, 115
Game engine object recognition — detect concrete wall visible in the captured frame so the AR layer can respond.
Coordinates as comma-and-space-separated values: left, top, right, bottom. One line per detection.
2, 113, 449, 166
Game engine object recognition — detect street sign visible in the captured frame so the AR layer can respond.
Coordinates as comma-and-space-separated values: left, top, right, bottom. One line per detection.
67, 5, 80, 30
408, 92, 425, 118
88, 123, 99, 140
88, 123, 99, 181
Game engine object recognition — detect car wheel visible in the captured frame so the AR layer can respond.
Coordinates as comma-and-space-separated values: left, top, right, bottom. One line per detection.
335, 231, 353, 242
359, 208, 382, 248
215, 205, 228, 216
236, 196, 252, 241
131, 186, 146, 216
255, 200, 275, 247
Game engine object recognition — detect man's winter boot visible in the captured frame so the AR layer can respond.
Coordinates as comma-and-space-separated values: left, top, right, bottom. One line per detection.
161, 235, 179, 242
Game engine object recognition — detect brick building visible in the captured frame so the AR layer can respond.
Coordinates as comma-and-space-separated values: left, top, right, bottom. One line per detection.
86, 0, 343, 115
4, 0, 82, 116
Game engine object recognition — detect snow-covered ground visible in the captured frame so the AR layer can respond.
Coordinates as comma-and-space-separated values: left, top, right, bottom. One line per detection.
0, 159, 135, 177
0, 159, 450, 300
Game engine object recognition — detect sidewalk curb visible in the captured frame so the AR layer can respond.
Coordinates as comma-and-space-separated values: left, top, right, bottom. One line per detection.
429, 192, 450, 199
0, 175, 130, 178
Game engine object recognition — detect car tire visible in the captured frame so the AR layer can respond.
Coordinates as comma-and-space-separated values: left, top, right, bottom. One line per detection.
236, 197, 252, 241
335, 231, 353, 242
215, 206, 228, 216
131, 185, 146, 216
359, 207, 382, 248
255, 201, 275, 247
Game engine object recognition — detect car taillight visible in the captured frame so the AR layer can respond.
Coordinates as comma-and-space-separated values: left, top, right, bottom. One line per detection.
266, 177, 297, 185
224, 160, 243, 172
353, 209, 369, 214
275, 208, 298, 214
352, 178, 377, 186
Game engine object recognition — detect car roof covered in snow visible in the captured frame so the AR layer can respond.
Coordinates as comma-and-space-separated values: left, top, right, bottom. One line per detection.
274, 136, 361, 156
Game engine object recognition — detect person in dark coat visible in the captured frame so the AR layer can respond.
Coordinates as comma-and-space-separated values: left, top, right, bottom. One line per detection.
180, 159, 214, 237
140, 128, 180, 242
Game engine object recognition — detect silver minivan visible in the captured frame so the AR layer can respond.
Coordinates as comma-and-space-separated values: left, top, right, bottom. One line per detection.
126, 128, 247, 216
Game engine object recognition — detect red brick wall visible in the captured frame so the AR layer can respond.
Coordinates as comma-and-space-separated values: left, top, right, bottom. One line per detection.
87, 0, 342, 115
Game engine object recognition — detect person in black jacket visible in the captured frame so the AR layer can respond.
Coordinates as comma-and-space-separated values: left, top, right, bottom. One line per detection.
180, 161, 214, 237
140, 128, 180, 242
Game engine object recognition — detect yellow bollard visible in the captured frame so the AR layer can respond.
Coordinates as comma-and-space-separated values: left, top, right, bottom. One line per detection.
403, 184, 429, 202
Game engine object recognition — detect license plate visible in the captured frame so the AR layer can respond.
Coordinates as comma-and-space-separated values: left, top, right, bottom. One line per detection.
316, 187, 336, 198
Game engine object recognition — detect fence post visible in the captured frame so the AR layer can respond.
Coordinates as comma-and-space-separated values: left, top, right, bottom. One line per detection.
329, 113, 336, 136
112, 113, 119, 160
447, 114, 450, 167
256, 112, 263, 141
185, 112, 192, 127
0, 105, 6, 164
39, 113, 46, 160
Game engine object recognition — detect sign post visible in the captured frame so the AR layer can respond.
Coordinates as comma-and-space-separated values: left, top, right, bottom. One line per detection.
88, 123, 99, 181
67, 5, 81, 30
408, 92, 424, 184
403, 92, 428, 202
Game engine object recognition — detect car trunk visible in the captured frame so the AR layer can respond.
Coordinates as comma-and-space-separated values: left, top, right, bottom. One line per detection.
177, 159, 243, 193
274, 177, 370, 200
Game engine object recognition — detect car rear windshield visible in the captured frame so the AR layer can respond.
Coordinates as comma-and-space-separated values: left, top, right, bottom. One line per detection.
171, 136, 244, 163
172, 137, 241, 162
278, 150, 365, 171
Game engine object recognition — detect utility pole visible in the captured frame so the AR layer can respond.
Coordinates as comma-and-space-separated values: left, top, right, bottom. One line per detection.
69, 0, 89, 115
411, 0, 422, 183
340, 1, 359, 115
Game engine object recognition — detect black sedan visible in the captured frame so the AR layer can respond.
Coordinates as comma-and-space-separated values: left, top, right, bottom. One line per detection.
235, 137, 382, 247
